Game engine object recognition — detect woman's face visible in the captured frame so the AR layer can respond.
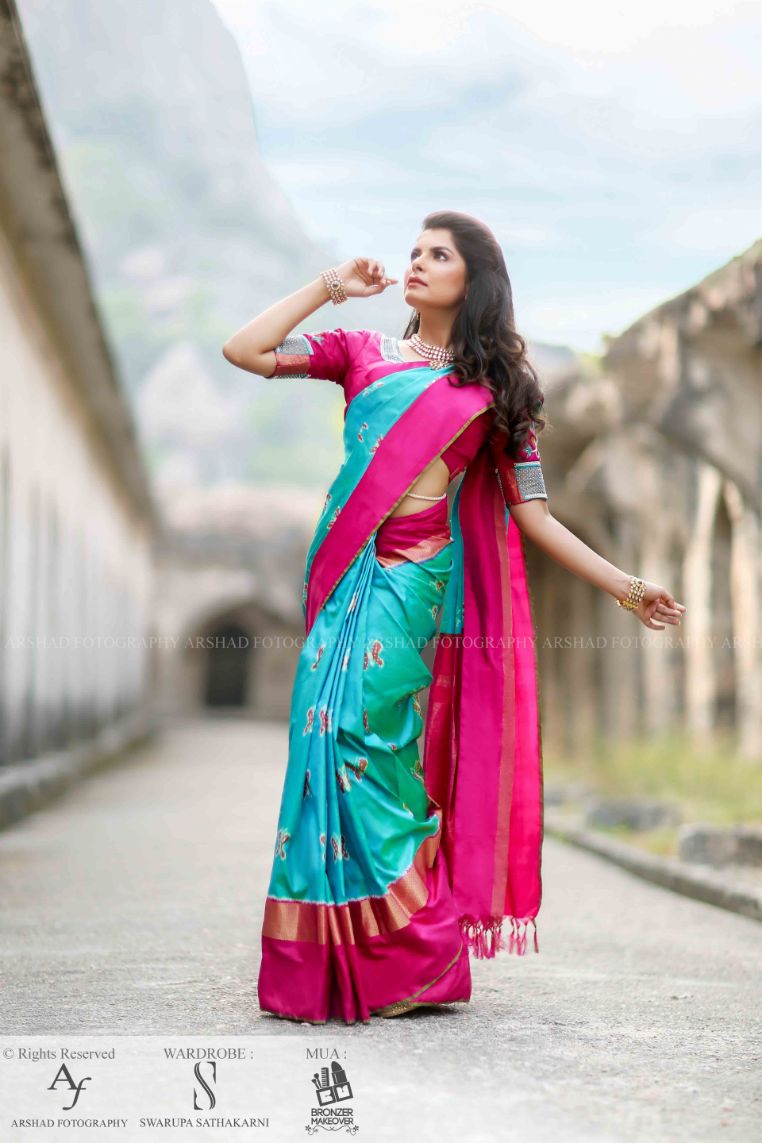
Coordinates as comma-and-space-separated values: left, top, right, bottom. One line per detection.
403, 228, 468, 310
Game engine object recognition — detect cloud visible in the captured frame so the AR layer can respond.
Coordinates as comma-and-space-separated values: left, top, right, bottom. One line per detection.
212, 0, 761, 351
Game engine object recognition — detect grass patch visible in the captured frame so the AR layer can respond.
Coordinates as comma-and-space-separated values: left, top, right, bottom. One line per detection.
593, 823, 680, 857
544, 729, 762, 828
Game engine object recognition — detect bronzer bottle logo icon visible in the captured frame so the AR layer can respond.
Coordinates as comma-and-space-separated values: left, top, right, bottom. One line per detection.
312, 1061, 353, 1105
305, 1060, 358, 1134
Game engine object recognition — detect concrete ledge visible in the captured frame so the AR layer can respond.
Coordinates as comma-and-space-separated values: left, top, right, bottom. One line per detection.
545, 811, 762, 924
0, 710, 161, 831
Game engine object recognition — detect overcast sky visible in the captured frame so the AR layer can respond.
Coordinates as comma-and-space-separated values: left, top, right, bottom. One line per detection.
212, 0, 760, 353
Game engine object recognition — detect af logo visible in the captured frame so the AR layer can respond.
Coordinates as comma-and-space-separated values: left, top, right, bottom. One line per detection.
47, 1064, 91, 1111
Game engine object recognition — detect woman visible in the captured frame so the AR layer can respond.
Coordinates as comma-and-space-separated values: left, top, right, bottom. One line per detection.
222, 210, 686, 1025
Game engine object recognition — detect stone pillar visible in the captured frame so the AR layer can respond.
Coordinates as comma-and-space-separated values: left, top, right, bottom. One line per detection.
605, 514, 641, 743
567, 571, 598, 755
724, 480, 761, 759
683, 464, 722, 743
533, 559, 561, 757
640, 525, 680, 735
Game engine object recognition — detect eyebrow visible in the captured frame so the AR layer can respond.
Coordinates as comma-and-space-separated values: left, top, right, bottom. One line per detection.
410, 244, 455, 254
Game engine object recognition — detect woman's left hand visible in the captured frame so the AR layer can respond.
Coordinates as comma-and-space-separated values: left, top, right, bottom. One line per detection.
634, 581, 687, 630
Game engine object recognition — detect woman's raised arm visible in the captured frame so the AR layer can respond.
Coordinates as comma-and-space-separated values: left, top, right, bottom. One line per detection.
221, 258, 397, 376
221, 276, 332, 376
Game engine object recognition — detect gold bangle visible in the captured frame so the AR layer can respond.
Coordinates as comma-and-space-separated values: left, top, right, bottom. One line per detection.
320, 268, 348, 306
616, 576, 646, 611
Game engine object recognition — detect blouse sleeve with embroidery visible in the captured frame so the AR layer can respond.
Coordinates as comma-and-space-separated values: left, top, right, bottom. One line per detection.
269, 328, 357, 386
488, 418, 548, 507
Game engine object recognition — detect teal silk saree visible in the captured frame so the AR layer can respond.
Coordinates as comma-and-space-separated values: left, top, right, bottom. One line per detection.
257, 330, 544, 1025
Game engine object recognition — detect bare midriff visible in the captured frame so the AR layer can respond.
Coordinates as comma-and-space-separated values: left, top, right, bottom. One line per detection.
388, 456, 450, 518
388, 341, 451, 518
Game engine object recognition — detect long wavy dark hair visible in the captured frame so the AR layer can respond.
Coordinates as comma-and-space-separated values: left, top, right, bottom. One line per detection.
401, 210, 547, 460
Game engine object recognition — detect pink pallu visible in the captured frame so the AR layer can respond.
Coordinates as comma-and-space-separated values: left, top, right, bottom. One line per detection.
424, 439, 543, 957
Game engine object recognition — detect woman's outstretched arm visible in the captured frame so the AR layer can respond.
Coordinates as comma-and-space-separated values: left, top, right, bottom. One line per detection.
510, 500, 687, 631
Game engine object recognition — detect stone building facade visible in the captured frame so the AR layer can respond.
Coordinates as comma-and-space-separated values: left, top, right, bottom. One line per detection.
531, 241, 761, 761
0, 4, 158, 769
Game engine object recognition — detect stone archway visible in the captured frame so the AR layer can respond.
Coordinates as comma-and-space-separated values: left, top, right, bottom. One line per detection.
203, 620, 253, 709
171, 598, 301, 721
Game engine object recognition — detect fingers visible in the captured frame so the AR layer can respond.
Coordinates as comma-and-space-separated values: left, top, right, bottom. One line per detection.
658, 596, 687, 622
356, 258, 398, 290
640, 599, 686, 628
655, 604, 682, 623
645, 585, 688, 626
632, 582, 687, 630
660, 588, 687, 614
359, 258, 382, 281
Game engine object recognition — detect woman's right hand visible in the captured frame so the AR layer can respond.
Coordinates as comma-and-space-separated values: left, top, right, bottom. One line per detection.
633, 581, 687, 630
332, 257, 399, 298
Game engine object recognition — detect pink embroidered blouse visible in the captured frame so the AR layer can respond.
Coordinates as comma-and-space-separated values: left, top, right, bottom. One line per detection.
269, 328, 548, 508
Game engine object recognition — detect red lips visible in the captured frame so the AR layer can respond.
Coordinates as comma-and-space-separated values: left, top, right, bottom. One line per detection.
408, 277, 426, 287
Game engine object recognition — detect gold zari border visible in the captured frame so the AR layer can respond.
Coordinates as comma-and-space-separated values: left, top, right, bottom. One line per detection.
263, 816, 442, 945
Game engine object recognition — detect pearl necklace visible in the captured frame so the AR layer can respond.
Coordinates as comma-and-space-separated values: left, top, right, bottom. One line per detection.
409, 332, 454, 369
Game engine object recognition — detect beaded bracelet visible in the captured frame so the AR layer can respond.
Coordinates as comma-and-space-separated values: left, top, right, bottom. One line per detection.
616, 576, 646, 611
320, 268, 349, 306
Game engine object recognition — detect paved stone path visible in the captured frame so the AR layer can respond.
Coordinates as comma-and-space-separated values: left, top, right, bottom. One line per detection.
1, 719, 760, 1141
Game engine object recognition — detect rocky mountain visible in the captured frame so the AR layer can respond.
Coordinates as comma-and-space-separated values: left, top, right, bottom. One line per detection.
16, 0, 579, 494
15, 0, 380, 489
